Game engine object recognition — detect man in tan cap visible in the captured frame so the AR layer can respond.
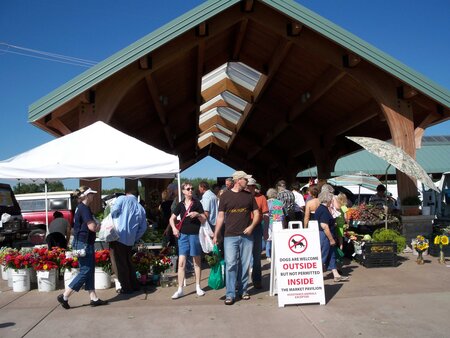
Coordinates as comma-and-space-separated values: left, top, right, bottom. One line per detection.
214, 171, 260, 305
246, 177, 268, 289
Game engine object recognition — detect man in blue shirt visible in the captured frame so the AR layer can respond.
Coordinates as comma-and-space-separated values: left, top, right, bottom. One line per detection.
198, 181, 218, 231
110, 190, 148, 294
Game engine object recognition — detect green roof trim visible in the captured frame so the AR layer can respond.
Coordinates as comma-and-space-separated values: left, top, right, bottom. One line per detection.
29, 0, 450, 122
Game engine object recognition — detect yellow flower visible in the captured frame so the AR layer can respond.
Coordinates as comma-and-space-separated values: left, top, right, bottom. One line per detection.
434, 236, 441, 245
417, 235, 425, 242
43, 264, 48, 270
442, 236, 449, 246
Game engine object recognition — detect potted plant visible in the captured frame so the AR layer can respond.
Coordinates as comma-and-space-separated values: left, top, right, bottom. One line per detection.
132, 250, 153, 283
60, 252, 80, 288
372, 228, 406, 254
3, 248, 35, 292
401, 195, 421, 216
94, 249, 112, 289
32, 247, 63, 292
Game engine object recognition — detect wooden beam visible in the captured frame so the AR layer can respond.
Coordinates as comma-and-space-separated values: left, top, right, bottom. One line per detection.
227, 39, 292, 153
144, 74, 174, 149
343, 53, 361, 68
287, 22, 303, 36
242, 0, 254, 12
232, 18, 248, 60
46, 118, 72, 136
414, 113, 439, 148
289, 66, 345, 122
397, 85, 418, 100
247, 66, 344, 161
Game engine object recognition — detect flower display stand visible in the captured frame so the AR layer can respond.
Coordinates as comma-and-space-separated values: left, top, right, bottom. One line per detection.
64, 268, 80, 288
37, 269, 58, 292
94, 267, 111, 289
11, 268, 31, 292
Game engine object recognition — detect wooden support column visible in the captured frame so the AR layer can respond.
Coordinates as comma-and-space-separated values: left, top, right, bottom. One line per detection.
346, 64, 419, 202
380, 102, 418, 199
125, 179, 139, 194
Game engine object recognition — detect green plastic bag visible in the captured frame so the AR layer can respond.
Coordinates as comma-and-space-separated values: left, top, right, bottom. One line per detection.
208, 245, 225, 290
335, 247, 345, 264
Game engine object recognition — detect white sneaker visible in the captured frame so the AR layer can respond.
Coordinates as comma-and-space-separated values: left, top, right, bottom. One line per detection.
171, 289, 184, 299
196, 288, 205, 297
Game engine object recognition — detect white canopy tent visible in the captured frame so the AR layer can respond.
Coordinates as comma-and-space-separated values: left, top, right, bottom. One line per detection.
0, 121, 181, 229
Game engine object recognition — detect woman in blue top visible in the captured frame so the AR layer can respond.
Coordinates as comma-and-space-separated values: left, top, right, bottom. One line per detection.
57, 186, 108, 309
315, 190, 349, 283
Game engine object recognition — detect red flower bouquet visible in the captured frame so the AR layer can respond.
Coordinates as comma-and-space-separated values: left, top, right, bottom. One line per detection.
95, 249, 112, 274
4, 250, 35, 271
151, 255, 171, 275
32, 247, 64, 271
60, 255, 79, 272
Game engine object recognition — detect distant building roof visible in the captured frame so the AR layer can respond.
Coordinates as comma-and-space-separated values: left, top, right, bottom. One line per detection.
297, 136, 450, 178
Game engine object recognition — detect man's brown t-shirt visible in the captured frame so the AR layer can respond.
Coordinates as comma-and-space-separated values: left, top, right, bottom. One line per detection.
219, 190, 258, 237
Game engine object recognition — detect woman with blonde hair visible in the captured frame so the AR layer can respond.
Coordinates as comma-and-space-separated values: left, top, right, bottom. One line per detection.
334, 193, 349, 250
57, 186, 108, 309
316, 190, 349, 282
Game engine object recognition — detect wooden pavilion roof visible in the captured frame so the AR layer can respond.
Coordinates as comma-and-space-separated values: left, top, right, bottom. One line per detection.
28, 0, 450, 186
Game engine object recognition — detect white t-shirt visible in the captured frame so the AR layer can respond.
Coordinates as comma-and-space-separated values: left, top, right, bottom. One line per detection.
292, 190, 305, 212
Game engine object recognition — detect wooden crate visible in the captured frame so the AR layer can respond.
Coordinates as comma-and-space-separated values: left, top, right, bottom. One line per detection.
361, 242, 398, 268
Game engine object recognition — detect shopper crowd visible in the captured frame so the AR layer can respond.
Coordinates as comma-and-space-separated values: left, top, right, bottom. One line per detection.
56, 173, 350, 309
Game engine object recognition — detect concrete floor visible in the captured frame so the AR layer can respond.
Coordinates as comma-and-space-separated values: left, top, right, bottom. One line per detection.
1, 253, 450, 338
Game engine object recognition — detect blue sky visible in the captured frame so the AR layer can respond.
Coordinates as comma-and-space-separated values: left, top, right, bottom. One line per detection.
1, 0, 449, 190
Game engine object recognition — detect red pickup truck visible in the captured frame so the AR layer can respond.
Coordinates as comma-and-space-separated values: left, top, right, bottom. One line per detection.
15, 191, 75, 226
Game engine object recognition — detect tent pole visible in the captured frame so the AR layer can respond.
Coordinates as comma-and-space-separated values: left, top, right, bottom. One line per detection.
45, 180, 49, 234
385, 165, 391, 229
177, 173, 182, 202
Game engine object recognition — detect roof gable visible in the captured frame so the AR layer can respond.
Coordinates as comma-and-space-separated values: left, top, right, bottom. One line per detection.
29, 0, 449, 122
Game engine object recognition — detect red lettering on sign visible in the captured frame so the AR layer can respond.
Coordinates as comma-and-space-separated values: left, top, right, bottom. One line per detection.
282, 262, 317, 270
287, 278, 314, 285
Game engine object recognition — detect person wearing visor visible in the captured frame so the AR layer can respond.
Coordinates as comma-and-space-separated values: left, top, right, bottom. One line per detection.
57, 186, 108, 309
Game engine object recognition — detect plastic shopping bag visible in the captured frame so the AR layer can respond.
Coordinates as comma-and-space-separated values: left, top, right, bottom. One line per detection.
207, 244, 225, 290
98, 213, 119, 242
199, 222, 214, 253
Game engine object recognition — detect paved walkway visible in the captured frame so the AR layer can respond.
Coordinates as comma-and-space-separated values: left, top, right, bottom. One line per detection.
1, 253, 450, 338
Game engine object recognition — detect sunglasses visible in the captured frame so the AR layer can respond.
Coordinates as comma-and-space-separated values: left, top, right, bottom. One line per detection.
184, 187, 193, 191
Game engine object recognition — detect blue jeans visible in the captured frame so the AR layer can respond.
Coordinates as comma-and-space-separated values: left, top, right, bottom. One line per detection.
320, 231, 336, 271
224, 235, 253, 299
265, 240, 272, 259
251, 224, 263, 283
69, 242, 95, 291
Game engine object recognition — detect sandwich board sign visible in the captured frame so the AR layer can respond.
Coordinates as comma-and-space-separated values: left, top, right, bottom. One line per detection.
273, 221, 325, 307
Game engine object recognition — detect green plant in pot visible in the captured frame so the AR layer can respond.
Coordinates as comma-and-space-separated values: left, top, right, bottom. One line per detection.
372, 228, 406, 253
401, 196, 421, 206
401, 195, 421, 216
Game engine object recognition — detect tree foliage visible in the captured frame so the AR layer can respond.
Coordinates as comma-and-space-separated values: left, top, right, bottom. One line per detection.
13, 181, 66, 194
